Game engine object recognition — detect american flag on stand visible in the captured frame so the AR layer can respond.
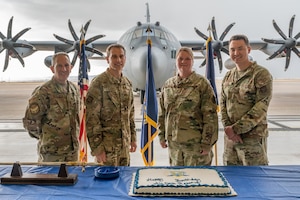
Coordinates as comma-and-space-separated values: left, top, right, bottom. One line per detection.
78, 35, 89, 163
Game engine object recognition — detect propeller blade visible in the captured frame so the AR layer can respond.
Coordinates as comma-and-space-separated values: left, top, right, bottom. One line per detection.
68, 19, 79, 41
219, 22, 236, 41
222, 41, 229, 47
211, 17, 218, 40
215, 50, 223, 72
86, 58, 91, 72
272, 19, 287, 40
221, 47, 229, 55
261, 38, 285, 44
3, 50, 9, 72
10, 47, 25, 67
64, 46, 75, 53
0, 31, 5, 40
7, 17, 13, 39
53, 34, 74, 45
85, 46, 104, 57
12, 28, 31, 42
267, 45, 286, 60
294, 32, 300, 40
284, 49, 291, 71
86, 34, 105, 45
291, 47, 300, 58
13, 42, 36, 50
200, 59, 206, 67
71, 50, 79, 66
83, 20, 92, 35
288, 15, 295, 38
194, 27, 208, 40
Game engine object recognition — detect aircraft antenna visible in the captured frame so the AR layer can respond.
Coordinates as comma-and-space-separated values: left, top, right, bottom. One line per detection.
146, 3, 150, 23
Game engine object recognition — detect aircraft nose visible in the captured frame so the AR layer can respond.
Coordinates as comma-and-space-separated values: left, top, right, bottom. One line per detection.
128, 45, 170, 90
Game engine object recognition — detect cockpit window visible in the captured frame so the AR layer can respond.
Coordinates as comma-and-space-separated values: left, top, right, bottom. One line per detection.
132, 27, 164, 39
143, 28, 154, 37
154, 29, 165, 39
130, 26, 177, 44
164, 31, 176, 42
133, 29, 143, 39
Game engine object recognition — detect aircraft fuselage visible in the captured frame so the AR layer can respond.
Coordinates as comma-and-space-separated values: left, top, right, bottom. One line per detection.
118, 22, 181, 92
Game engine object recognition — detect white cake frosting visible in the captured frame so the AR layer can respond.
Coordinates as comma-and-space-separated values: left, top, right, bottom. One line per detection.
132, 167, 231, 196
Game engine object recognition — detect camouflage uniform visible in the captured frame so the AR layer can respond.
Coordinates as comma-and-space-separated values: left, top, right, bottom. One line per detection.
85, 69, 136, 166
221, 62, 273, 166
23, 77, 80, 162
158, 71, 218, 166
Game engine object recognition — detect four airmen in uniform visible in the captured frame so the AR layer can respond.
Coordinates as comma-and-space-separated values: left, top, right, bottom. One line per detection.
23, 38, 272, 166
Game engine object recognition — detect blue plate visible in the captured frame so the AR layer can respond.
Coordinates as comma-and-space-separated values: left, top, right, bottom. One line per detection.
94, 166, 120, 179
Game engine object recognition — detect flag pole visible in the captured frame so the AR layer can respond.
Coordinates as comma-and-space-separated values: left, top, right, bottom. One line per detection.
148, 118, 151, 166
207, 24, 218, 166
140, 25, 158, 167
78, 26, 88, 168
146, 26, 152, 166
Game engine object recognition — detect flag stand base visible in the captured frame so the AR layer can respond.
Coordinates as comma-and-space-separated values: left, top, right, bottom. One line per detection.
0, 162, 78, 185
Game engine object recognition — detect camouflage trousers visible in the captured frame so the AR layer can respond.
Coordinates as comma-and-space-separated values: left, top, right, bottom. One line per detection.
168, 140, 213, 166
95, 148, 130, 166
38, 151, 78, 162
223, 135, 268, 166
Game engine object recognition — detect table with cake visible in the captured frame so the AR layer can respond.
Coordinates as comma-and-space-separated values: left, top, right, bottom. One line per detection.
0, 165, 300, 199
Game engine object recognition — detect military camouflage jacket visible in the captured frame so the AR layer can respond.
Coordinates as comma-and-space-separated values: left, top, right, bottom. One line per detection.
23, 77, 80, 156
158, 71, 218, 152
220, 62, 273, 137
85, 69, 136, 156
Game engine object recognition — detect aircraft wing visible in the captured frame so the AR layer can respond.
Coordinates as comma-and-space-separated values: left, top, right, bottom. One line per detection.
91, 40, 117, 52
29, 40, 117, 53
179, 40, 205, 49
29, 41, 71, 51
179, 39, 290, 71
1, 13, 299, 73
249, 40, 268, 50
180, 39, 268, 51
26, 40, 117, 68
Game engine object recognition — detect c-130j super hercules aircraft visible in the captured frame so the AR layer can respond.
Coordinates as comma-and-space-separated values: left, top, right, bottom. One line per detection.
0, 3, 299, 102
